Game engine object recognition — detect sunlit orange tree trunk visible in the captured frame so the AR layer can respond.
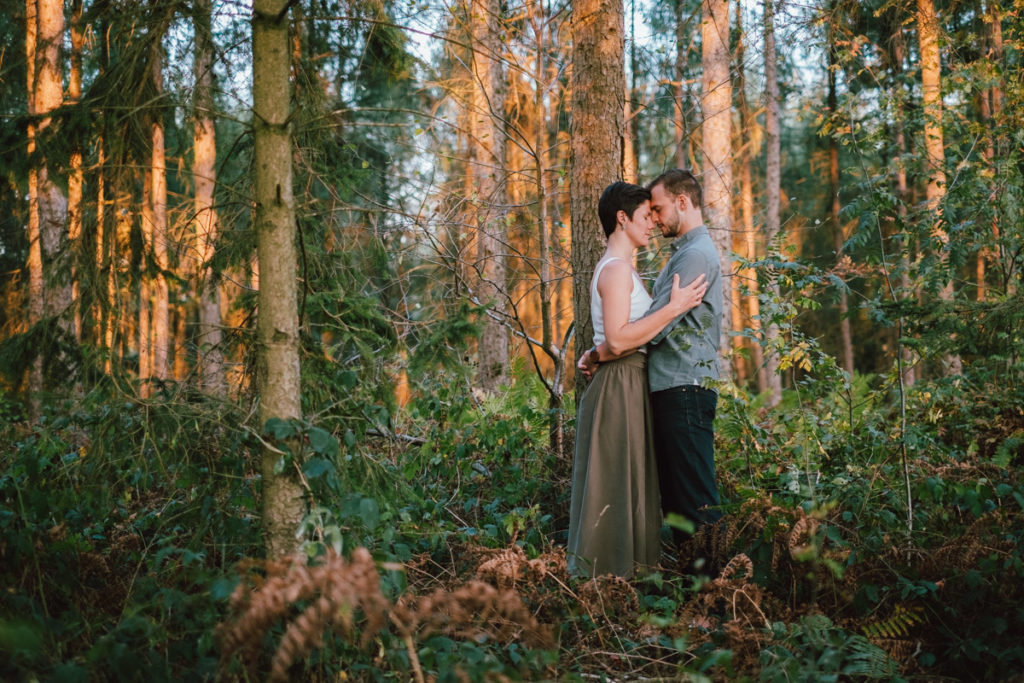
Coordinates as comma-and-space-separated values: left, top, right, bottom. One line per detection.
25, 0, 43, 402
701, 0, 732, 379
916, 0, 961, 375
470, 0, 509, 392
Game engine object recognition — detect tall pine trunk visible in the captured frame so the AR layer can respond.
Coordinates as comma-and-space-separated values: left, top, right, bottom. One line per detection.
253, 0, 304, 559
917, 0, 961, 375
36, 0, 69, 329
570, 0, 624, 398
701, 0, 732, 380
763, 0, 783, 405
194, 0, 226, 396
734, 3, 765, 392
68, 0, 84, 341
470, 0, 509, 392
674, 0, 689, 169
25, 0, 43, 403
150, 37, 170, 382
528, 0, 565, 454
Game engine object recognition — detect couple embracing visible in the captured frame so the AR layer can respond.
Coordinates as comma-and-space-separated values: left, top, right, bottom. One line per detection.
567, 169, 724, 578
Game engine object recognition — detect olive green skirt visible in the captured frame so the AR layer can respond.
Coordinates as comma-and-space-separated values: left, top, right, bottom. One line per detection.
567, 353, 661, 578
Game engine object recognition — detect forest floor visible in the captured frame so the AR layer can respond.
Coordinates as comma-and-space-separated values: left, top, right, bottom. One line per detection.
2, 370, 1024, 681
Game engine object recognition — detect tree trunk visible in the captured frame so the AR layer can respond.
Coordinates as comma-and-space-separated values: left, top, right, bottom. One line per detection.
827, 23, 854, 377
674, 0, 689, 169
763, 0, 783, 406
150, 38, 170, 382
69, 0, 84, 341
528, 0, 564, 455
734, 3, 765, 392
194, 0, 226, 396
916, 0, 961, 375
25, 0, 43, 404
253, 0, 304, 559
623, 0, 638, 184
36, 0, 69, 329
471, 0, 509, 393
140, 167, 153, 396
984, 0, 1007, 295
570, 0, 624, 398
701, 0, 733, 380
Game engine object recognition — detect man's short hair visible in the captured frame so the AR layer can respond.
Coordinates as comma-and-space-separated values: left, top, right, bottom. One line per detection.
647, 168, 703, 210
598, 181, 652, 238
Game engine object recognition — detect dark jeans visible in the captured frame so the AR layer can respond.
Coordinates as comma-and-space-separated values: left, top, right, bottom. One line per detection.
651, 385, 722, 536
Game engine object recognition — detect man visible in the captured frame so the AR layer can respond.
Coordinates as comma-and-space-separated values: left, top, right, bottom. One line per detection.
581, 169, 723, 538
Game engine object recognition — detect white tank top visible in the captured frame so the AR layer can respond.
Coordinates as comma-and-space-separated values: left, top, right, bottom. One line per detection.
590, 256, 653, 347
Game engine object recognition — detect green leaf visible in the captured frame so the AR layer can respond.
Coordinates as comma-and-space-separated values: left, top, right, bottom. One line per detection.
210, 576, 240, 601
265, 417, 295, 440
302, 457, 333, 479
308, 427, 338, 457
359, 497, 380, 530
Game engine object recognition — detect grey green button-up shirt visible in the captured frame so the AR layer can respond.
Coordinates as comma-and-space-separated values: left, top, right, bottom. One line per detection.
646, 225, 722, 392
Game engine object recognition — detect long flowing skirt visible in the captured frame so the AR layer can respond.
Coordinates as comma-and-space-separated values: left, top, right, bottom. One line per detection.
567, 353, 661, 578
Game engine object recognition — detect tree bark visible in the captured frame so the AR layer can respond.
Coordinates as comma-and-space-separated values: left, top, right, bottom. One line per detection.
527, 0, 565, 454
194, 0, 226, 396
25, 0, 43, 404
69, 0, 84, 342
35, 0, 69, 329
140, 167, 153, 395
734, 3, 765, 392
701, 0, 733, 380
916, 0, 961, 375
150, 37, 170, 383
470, 0, 509, 393
253, 0, 304, 559
762, 0, 783, 405
674, 0, 689, 169
570, 0, 624, 398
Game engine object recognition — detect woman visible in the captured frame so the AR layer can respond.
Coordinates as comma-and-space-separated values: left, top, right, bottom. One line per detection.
567, 181, 707, 578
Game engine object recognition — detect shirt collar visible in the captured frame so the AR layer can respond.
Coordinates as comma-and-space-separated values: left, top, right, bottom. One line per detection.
669, 224, 708, 252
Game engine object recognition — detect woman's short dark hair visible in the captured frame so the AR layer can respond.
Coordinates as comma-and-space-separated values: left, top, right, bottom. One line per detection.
647, 168, 703, 209
598, 181, 652, 237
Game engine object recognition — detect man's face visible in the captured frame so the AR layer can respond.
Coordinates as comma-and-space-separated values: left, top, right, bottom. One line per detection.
650, 184, 681, 238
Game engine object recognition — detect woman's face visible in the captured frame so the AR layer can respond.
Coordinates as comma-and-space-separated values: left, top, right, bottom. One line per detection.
621, 200, 654, 248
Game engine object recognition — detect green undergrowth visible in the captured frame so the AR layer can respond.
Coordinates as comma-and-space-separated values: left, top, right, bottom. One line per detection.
1, 358, 1023, 681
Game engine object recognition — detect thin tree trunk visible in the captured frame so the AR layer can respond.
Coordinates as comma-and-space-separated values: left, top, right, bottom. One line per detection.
984, 0, 1007, 294
763, 0, 783, 405
734, 4, 766, 393
570, 0, 625, 398
528, 0, 564, 455
69, 0, 84, 342
194, 0, 226, 396
254, 0, 304, 560
140, 167, 153, 396
701, 0, 733, 380
36, 0, 69, 329
150, 37, 170, 382
25, 0, 43, 404
623, 0, 638, 184
828, 25, 853, 377
674, 0, 688, 169
471, 0, 509, 392
917, 0, 961, 375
